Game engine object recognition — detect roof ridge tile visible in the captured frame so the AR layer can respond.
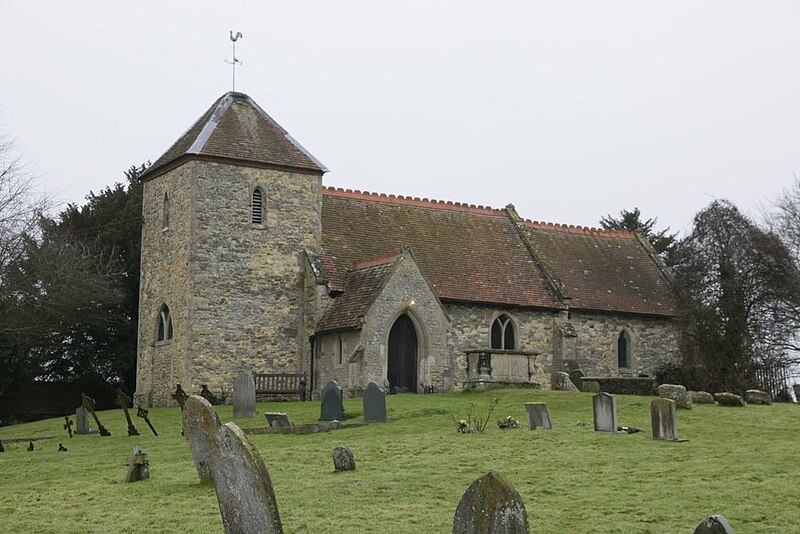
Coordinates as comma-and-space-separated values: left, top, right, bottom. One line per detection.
323, 186, 506, 217
523, 218, 635, 238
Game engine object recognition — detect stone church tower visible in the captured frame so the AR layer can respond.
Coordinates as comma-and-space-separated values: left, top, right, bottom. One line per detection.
134, 92, 327, 406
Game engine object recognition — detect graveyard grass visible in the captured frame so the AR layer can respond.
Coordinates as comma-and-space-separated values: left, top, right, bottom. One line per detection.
1, 389, 798, 533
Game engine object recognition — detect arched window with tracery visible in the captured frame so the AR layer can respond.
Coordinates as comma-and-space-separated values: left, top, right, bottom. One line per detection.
491, 314, 515, 350
251, 187, 264, 225
617, 331, 629, 369
157, 304, 173, 342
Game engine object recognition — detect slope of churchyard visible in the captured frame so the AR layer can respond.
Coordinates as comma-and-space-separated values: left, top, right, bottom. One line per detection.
0, 388, 797, 533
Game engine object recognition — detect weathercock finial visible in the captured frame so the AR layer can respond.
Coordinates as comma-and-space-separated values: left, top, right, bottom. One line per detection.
225, 30, 244, 91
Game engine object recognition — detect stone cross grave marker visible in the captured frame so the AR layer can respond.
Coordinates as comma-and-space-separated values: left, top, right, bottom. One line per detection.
332, 445, 356, 472
452, 470, 530, 534
81, 392, 111, 436
363, 381, 387, 423
137, 407, 158, 436
233, 372, 256, 418
116, 388, 140, 436
693, 514, 734, 534
184, 395, 283, 534
320, 380, 344, 421
593, 392, 620, 433
172, 384, 188, 410
124, 447, 150, 483
525, 402, 552, 430
264, 412, 293, 429
63, 416, 74, 438
75, 407, 91, 435
651, 398, 684, 441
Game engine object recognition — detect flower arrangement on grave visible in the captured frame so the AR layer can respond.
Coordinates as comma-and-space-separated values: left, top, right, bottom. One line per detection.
453, 397, 498, 434
497, 415, 520, 429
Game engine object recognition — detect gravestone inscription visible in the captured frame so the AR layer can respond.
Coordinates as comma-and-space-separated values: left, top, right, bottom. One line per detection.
452, 470, 529, 534
183, 395, 283, 534
320, 381, 344, 421
524, 402, 552, 430
233, 372, 256, 418
363, 382, 387, 423
593, 393, 619, 433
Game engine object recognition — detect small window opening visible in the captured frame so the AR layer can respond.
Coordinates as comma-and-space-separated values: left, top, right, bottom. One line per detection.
337, 335, 344, 365
162, 191, 170, 230
157, 304, 173, 342
617, 331, 629, 369
251, 188, 264, 225
491, 314, 515, 350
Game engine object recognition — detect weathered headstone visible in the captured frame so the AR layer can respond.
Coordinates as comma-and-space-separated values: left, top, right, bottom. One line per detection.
525, 402, 552, 430
568, 368, 585, 391
593, 392, 619, 433
183, 395, 283, 534
744, 389, 771, 405
363, 381, 387, 423
75, 407, 91, 435
714, 392, 745, 407
657, 383, 692, 410
233, 372, 256, 418
264, 412, 293, 429
551, 371, 580, 392
693, 514, 734, 534
320, 380, 344, 421
452, 470, 529, 534
183, 395, 222, 482
81, 392, 111, 436
651, 398, 681, 441
688, 391, 716, 404
332, 445, 356, 472
124, 447, 150, 483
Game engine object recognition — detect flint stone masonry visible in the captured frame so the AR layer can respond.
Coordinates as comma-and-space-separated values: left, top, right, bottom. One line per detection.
657, 383, 692, 410
183, 395, 283, 534
715, 393, 746, 407
693, 514, 734, 534
688, 391, 716, 404
332, 445, 356, 472
744, 389, 772, 405
233, 372, 256, 418
525, 402, 552, 430
452, 470, 529, 534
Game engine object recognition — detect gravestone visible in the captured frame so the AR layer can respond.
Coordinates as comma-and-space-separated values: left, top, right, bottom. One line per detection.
116, 388, 140, 436
524, 402, 552, 430
81, 392, 111, 436
63, 416, 74, 438
744, 389, 771, 405
793, 384, 800, 403
452, 470, 529, 534
688, 391, 716, 404
137, 407, 159, 436
264, 412, 293, 429
657, 383, 692, 410
714, 392, 745, 407
233, 372, 256, 418
183, 395, 222, 483
320, 381, 344, 421
693, 514, 734, 534
651, 398, 680, 441
568, 368, 585, 391
593, 392, 619, 433
124, 447, 150, 483
363, 381, 387, 423
75, 407, 91, 435
0, 440, 4, 452
332, 445, 356, 472
551, 372, 580, 392
183, 395, 283, 534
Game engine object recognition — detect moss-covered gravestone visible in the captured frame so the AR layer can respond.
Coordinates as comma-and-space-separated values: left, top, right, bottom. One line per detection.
452, 470, 529, 534
183, 395, 283, 534
332, 445, 356, 472
320, 380, 344, 421
693, 514, 734, 533
183, 395, 221, 483
651, 398, 681, 441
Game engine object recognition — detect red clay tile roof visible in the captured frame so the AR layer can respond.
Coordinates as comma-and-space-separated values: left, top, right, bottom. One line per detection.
316, 253, 401, 333
521, 221, 676, 316
321, 188, 560, 309
141, 92, 327, 180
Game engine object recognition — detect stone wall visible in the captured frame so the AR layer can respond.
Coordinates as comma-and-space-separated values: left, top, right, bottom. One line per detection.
566, 311, 679, 377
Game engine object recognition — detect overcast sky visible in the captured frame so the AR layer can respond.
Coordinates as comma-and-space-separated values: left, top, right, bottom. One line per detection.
2, 1, 799, 235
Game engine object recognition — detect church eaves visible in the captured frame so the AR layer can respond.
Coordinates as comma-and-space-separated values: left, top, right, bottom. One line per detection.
140, 92, 327, 181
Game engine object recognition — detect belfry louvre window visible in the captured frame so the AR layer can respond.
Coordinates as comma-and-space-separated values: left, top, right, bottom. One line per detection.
157, 304, 173, 342
251, 188, 264, 224
491, 314, 515, 350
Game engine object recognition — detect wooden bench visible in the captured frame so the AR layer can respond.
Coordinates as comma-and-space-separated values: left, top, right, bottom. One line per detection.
253, 372, 307, 401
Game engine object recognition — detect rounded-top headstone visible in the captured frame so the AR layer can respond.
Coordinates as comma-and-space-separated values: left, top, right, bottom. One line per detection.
320, 380, 344, 421
693, 514, 734, 534
333, 445, 356, 472
183, 395, 222, 482
452, 470, 529, 534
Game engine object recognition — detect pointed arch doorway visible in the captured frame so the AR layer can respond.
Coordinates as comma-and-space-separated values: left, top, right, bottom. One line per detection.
388, 314, 418, 393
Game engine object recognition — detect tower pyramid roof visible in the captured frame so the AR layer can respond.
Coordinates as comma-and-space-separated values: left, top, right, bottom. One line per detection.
140, 92, 327, 180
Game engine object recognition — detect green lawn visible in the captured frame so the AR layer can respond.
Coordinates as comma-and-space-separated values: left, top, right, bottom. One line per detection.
0, 389, 798, 533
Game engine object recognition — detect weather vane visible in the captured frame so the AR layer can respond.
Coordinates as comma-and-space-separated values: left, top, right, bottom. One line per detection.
225, 31, 243, 91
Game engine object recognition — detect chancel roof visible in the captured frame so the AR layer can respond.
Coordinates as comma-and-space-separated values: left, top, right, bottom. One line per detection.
140, 92, 327, 180
320, 188, 676, 318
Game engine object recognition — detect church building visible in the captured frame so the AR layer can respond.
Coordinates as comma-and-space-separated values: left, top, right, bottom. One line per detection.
134, 92, 678, 407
